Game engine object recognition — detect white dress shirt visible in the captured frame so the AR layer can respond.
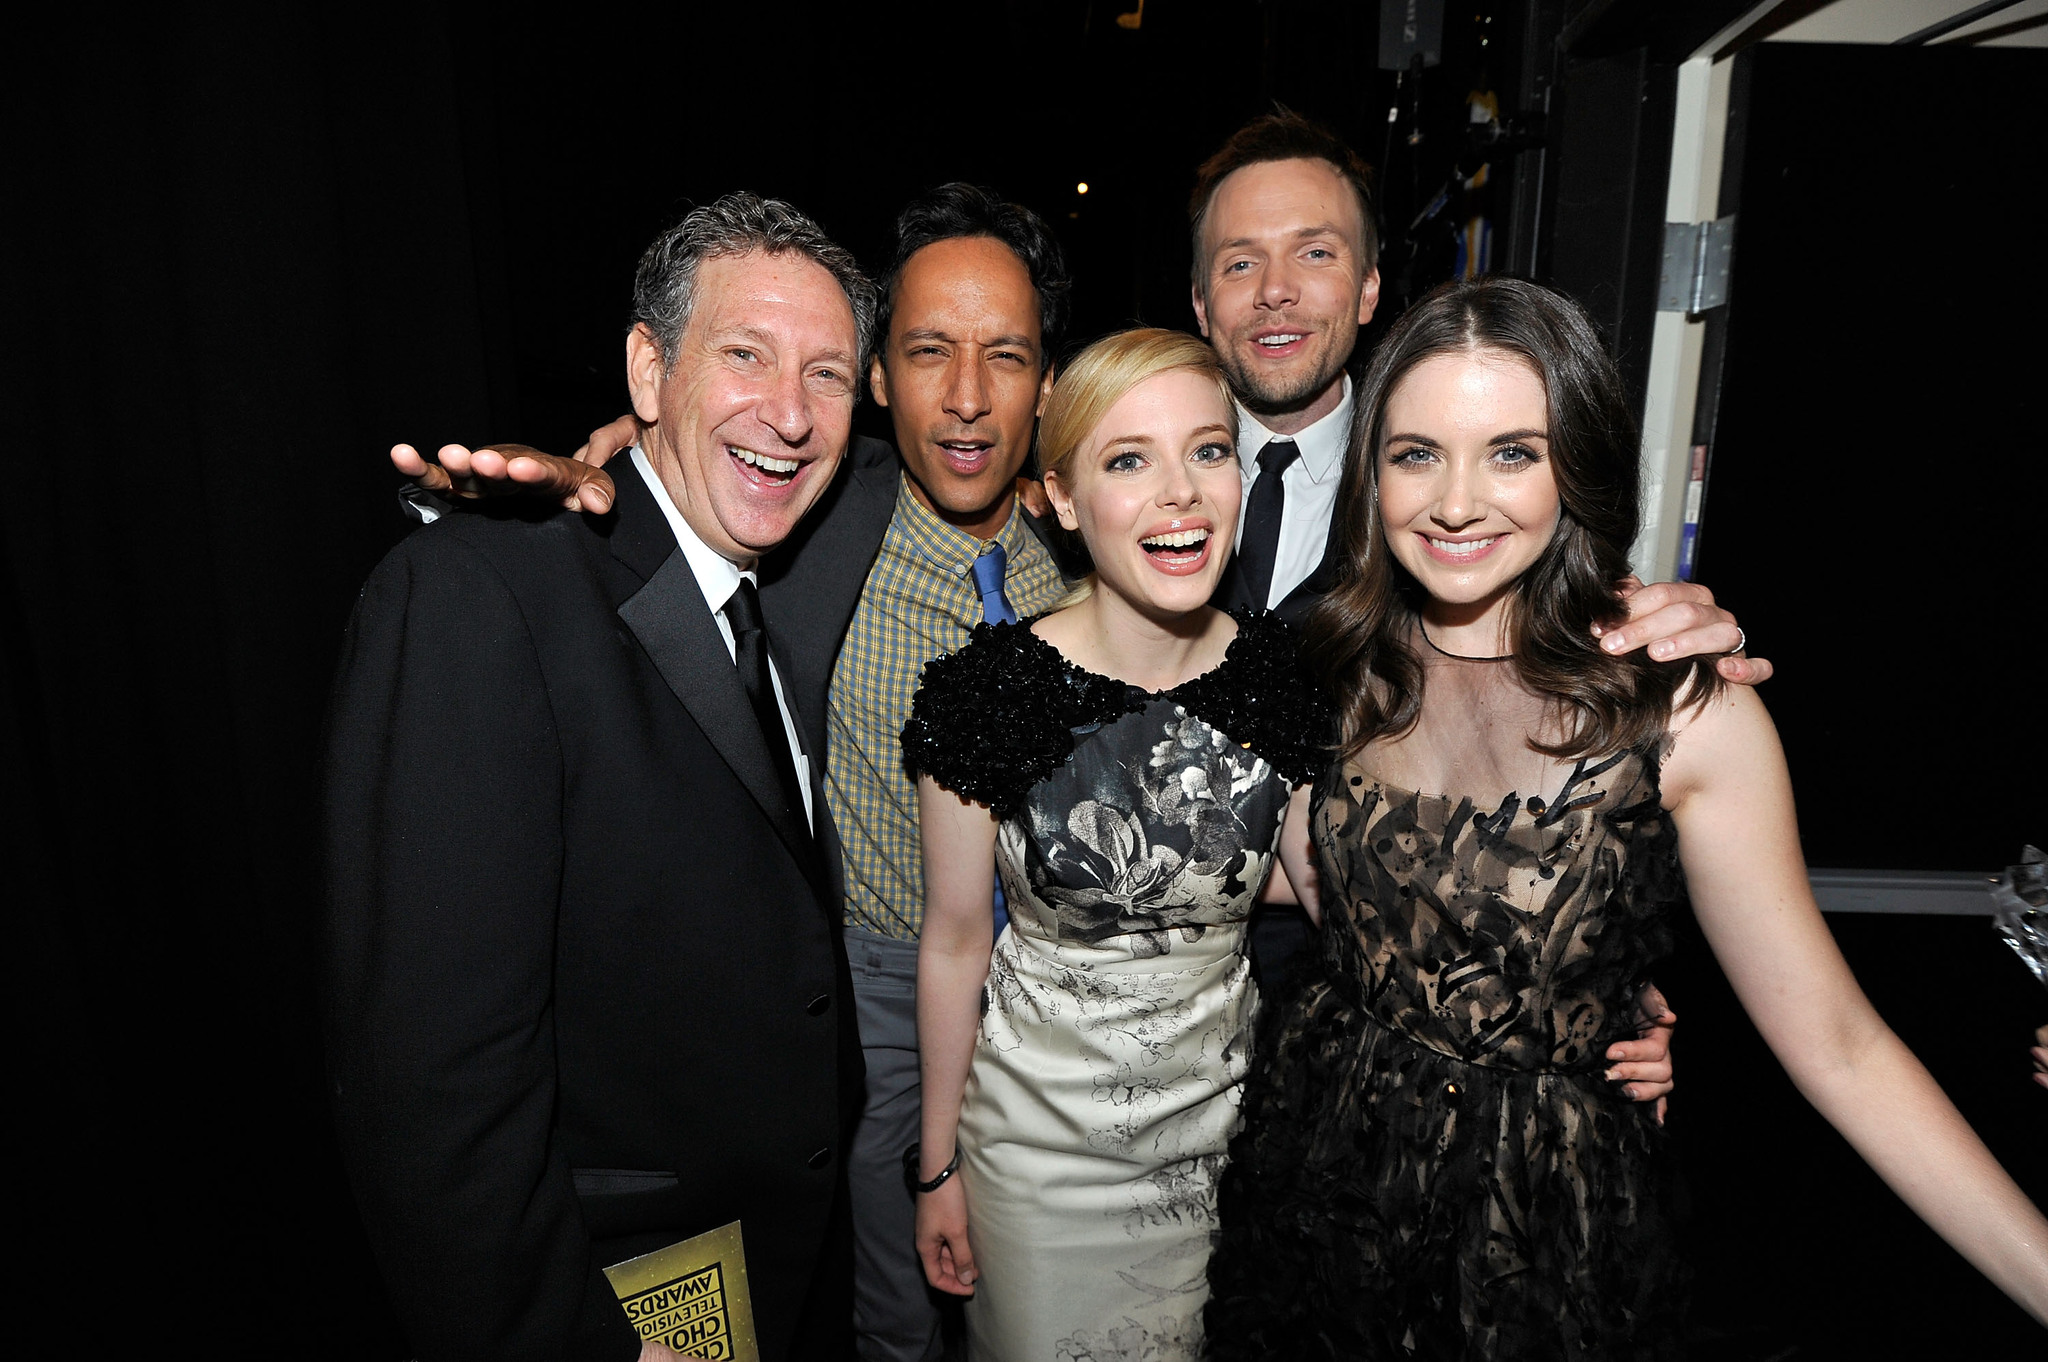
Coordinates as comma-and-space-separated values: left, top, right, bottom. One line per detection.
1233, 373, 1355, 609
631, 448, 813, 830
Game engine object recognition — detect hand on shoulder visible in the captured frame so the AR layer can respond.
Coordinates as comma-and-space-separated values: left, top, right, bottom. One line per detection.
1599, 576, 1772, 687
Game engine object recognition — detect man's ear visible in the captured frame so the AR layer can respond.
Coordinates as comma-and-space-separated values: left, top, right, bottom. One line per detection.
1356, 266, 1382, 326
869, 352, 891, 408
1191, 281, 1211, 339
626, 324, 665, 423
1042, 469, 1080, 531
1035, 363, 1055, 419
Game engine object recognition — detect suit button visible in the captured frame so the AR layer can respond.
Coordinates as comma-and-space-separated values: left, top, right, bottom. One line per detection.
807, 1147, 832, 1170
806, 993, 831, 1016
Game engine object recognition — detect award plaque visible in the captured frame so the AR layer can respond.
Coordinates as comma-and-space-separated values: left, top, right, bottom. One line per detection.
605, 1221, 758, 1361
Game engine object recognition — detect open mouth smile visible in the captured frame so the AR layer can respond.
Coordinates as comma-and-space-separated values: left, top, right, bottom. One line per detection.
1249, 329, 1310, 357
1138, 526, 1213, 574
728, 444, 804, 488
1419, 533, 1502, 563
933, 439, 995, 476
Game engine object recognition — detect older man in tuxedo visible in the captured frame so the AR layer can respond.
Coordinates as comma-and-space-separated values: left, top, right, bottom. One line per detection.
323, 193, 874, 1362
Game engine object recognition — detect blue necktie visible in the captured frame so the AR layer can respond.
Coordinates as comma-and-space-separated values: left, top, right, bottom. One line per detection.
970, 543, 1018, 625
970, 543, 1016, 936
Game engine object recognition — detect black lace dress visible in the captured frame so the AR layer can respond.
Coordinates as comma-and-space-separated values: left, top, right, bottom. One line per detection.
901, 608, 1329, 1362
1206, 651, 1690, 1361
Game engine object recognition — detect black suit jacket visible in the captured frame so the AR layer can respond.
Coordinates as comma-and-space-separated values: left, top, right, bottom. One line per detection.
1209, 507, 1344, 628
323, 465, 860, 1362
758, 436, 902, 791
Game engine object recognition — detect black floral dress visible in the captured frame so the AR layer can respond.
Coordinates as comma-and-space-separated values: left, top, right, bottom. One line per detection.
902, 609, 1328, 1362
1205, 741, 1691, 1361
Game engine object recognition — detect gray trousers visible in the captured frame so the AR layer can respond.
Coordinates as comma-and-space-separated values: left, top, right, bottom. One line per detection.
847, 929, 953, 1362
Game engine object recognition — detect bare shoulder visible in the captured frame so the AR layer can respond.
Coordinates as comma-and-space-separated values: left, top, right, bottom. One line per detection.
1660, 676, 1782, 809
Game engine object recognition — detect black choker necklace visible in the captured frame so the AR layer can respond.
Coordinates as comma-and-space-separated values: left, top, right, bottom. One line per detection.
1419, 624, 1512, 662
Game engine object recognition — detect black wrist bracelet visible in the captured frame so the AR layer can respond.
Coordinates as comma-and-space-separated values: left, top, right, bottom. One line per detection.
902, 1141, 961, 1194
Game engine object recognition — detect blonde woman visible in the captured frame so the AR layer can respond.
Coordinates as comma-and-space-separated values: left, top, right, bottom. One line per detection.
900, 329, 1328, 1359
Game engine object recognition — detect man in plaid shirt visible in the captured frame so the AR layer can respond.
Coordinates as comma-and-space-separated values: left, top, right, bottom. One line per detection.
810, 186, 1076, 1361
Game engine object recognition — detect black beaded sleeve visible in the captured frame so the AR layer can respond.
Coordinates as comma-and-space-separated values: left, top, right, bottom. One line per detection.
900, 620, 1138, 818
1173, 609, 1336, 789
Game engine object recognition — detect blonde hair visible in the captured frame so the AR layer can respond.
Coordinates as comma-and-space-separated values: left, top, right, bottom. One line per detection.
1036, 329, 1233, 605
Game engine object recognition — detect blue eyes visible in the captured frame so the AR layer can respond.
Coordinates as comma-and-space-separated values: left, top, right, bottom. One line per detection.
1104, 443, 1236, 474
1386, 443, 1543, 469
1223, 249, 1338, 273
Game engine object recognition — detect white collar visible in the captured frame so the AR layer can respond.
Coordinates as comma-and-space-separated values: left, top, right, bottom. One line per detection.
1235, 371, 1353, 483
630, 446, 751, 610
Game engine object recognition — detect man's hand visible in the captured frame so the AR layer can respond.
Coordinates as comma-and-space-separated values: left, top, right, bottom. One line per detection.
389, 413, 637, 514
1608, 982, 1677, 1123
915, 1175, 978, 1297
1594, 577, 1772, 687
2032, 1024, 2047, 1091
639, 1340, 710, 1361
1016, 475, 1051, 519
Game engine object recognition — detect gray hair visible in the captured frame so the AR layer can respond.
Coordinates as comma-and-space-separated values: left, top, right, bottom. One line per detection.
629, 192, 878, 377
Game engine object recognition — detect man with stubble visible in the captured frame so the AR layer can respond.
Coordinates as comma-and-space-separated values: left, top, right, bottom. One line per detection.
396, 185, 1076, 1362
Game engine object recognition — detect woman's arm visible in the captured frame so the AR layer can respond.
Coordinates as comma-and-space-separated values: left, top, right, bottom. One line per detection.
913, 775, 999, 1297
1268, 785, 1321, 925
1664, 685, 2048, 1324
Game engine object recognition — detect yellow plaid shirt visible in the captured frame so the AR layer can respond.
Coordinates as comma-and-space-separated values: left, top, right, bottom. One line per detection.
826, 473, 1068, 941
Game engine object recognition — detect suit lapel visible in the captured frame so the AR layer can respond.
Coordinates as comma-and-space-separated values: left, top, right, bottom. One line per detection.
759, 436, 900, 764
608, 472, 821, 879
1276, 511, 1346, 620
1210, 549, 1257, 614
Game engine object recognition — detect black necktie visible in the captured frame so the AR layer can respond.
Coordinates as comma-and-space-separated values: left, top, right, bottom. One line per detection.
724, 577, 808, 829
1237, 439, 1299, 611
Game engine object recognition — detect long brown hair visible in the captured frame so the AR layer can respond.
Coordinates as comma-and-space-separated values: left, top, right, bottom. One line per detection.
1307, 276, 1722, 760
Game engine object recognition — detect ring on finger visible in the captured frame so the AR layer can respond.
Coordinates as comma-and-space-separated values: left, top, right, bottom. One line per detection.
1727, 626, 1747, 656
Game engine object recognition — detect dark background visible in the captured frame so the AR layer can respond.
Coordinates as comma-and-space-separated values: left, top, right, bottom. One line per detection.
3, 3, 2040, 1355
1698, 39, 2048, 872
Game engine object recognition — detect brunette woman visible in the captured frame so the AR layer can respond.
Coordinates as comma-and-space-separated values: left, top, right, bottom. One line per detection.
1205, 277, 2048, 1359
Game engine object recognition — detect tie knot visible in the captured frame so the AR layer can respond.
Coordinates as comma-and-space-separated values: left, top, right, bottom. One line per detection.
725, 576, 765, 636
1258, 439, 1300, 477
969, 544, 1008, 596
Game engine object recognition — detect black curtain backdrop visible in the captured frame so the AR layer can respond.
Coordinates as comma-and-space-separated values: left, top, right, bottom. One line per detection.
4, 7, 512, 1351
7, 6, 2043, 1357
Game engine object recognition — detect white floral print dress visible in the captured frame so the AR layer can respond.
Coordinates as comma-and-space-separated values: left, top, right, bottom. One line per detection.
902, 610, 1328, 1362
